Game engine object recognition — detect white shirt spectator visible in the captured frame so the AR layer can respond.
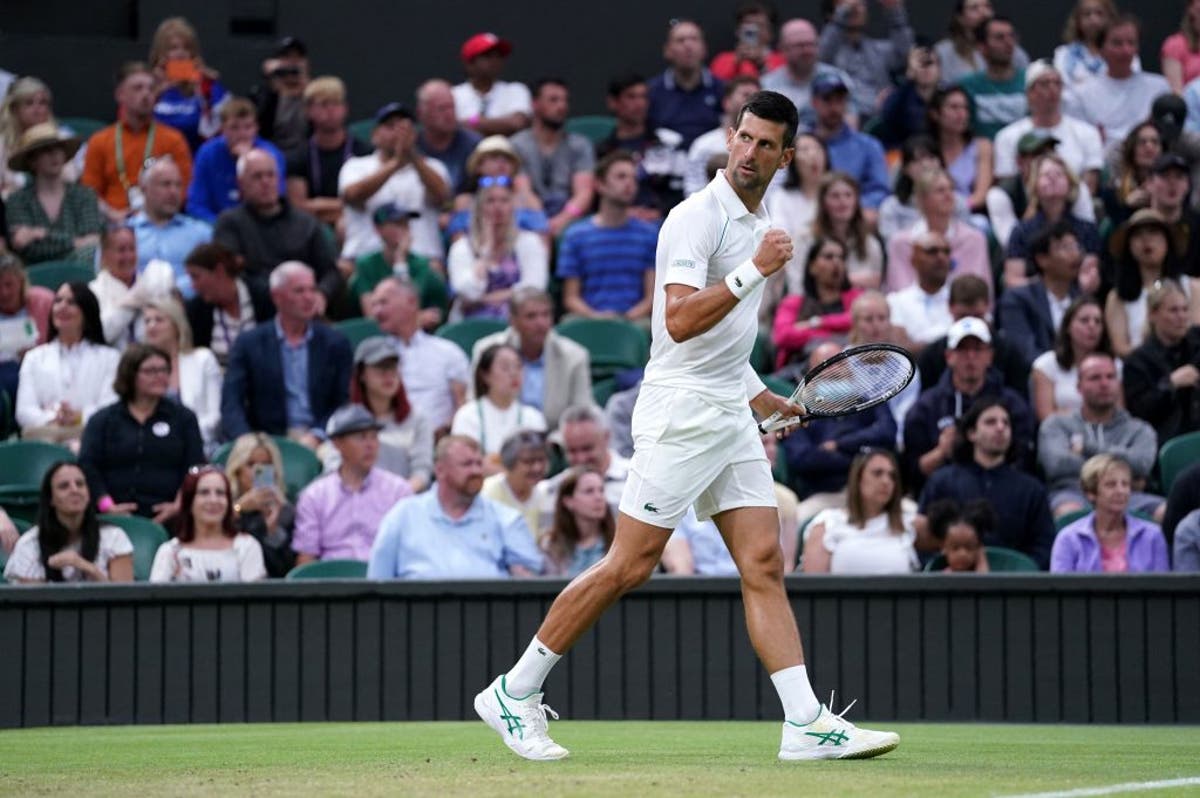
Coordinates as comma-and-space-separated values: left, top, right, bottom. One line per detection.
993, 115, 1104, 179
4, 524, 132, 582
16, 340, 120, 430
811, 507, 918, 575
1031, 350, 1124, 415
89, 260, 178, 350
1064, 72, 1172, 153
178, 347, 224, 450
390, 331, 469, 430
149, 534, 267, 583
452, 80, 533, 122
886, 282, 953, 344
767, 189, 818, 243
450, 396, 546, 456
338, 152, 451, 262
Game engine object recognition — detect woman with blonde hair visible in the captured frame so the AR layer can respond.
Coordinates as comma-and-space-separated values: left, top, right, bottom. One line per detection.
224, 432, 294, 578
139, 296, 223, 450
447, 176, 548, 319
148, 16, 228, 150
0, 77, 78, 197
1003, 153, 1101, 289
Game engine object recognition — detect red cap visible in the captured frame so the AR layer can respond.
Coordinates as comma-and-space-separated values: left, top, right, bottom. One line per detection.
461, 32, 512, 62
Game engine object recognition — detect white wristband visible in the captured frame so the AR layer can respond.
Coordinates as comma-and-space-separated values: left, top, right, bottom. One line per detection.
724, 259, 765, 301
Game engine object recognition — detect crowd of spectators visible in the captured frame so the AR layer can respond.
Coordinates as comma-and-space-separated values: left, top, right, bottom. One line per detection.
4, 0, 1200, 584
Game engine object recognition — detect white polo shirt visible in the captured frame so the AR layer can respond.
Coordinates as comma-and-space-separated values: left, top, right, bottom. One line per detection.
993, 114, 1104, 179
452, 80, 532, 121
338, 152, 451, 262
643, 170, 768, 409
886, 282, 953, 345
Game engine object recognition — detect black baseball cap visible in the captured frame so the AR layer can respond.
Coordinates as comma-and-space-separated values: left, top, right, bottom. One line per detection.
374, 102, 414, 126
1152, 153, 1190, 175
274, 36, 307, 57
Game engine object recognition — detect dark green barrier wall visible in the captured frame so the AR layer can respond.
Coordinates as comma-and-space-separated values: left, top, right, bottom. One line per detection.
2, 575, 1198, 728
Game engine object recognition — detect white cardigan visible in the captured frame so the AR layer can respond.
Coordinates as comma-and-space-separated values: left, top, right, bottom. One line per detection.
178, 347, 223, 448
447, 230, 548, 302
16, 340, 121, 429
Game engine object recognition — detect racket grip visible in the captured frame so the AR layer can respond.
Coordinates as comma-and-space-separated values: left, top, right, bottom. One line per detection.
759, 414, 800, 434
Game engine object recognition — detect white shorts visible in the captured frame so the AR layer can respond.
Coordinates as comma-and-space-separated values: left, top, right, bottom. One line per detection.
618, 384, 777, 528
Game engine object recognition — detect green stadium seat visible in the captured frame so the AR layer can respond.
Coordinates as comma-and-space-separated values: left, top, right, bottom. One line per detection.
761, 375, 796, 399
212, 436, 323, 501
565, 115, 616, 146
436, 318, 508, 355
58, 116, 108, 140
348, 118, 375, 144
26, 261, 95, 291
0, 441, 76, 522
1055, 508, 1091, 530
98, 514, 168, 581
334, 317, 383, 349
555, 318, 649, 380
1159, 431, 1200, 494
591, 376, 618, 408
923, 546, 1040, 572
286, 558, 367, 580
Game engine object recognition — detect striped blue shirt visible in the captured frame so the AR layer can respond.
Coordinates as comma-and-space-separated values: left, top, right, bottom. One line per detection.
556, 217, 657, 314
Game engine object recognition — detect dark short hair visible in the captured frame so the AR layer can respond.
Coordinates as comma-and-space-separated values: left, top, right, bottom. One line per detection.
723, 75, 761, 102
112, 343, 171, 403
116, 61, 152, 88
894, 134, 942, 203
948, 275, 990, 307
976, 15, 1014, 44
802, 236, 849, 298
733, 90, 799, 149
953, 398, 1011, 463
176, 466, 237, 543
1053, 296, 1113, 370
184, 242, 243, 277
48, 282, 106, 347
1098, 13, 1140, 48
607, 73, 646, 98
735, 0, 778, 26
595, 149, 635, 181
1028, 219, 1077, 260
532, 77, 568, 98
927, 497, 995, 542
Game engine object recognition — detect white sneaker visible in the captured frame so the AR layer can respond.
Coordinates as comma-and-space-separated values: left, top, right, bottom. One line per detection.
778, 696, 899, 761
474, 674, 570, 761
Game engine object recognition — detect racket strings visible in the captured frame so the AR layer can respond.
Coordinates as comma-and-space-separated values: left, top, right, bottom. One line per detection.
797, 351, 913, 415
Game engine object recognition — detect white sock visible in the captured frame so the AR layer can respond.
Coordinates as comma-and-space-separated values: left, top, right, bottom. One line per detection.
771, 665, 821, 724
504, 637, 562, 698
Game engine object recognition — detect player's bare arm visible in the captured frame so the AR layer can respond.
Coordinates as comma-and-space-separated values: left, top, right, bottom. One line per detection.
663, 229, 793, 343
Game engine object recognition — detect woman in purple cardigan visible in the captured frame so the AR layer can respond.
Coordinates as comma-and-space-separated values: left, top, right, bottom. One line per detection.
1051, 453, 1170, 573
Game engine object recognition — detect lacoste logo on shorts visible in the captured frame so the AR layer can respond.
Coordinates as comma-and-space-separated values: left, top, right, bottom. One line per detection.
643, 502, 659, 513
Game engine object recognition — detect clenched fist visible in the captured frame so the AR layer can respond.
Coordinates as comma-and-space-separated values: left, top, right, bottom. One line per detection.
753, 229, 793, 276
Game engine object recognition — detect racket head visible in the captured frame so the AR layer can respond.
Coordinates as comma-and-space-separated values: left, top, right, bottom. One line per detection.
793, 343, 916, 418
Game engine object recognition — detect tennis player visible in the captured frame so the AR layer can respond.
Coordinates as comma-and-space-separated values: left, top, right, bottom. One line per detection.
475, 91, 899, 762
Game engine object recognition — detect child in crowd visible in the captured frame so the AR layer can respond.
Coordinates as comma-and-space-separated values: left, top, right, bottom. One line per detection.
926, 498, 992, 573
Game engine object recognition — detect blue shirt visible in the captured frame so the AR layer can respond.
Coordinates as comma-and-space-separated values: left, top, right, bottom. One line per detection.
520, 354, 545, 411
367, 491, 545, 579
556, 218, 657, 314
128, 211, 212, 299
647, 68, 724, 149
186, 135, 287, 223
418, 128, 483, 193
820, 125, 890, 209
153, 82, 228, 151
274, 319, 314, 433
669, 509, 737, 575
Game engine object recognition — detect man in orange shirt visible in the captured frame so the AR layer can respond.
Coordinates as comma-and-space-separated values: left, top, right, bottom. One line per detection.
82, 62, 193, 223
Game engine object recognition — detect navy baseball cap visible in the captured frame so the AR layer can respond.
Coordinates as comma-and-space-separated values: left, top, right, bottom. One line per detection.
374, 102, 413, 126
812, 73, 850, 98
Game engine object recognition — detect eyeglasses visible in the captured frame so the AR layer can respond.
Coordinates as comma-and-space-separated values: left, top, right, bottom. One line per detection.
138, 365, 171, 376
478, 175, 512, 189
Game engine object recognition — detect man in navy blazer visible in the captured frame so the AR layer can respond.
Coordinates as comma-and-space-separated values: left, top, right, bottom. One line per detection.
996, 220, 1088, 367
221, 260, 353, 448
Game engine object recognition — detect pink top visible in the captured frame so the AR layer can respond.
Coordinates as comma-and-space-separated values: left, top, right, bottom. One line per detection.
884, 222, 993, 299
1161, 33, 1200, 85
1099, 537, 1128, 573
772, 288, 863, 367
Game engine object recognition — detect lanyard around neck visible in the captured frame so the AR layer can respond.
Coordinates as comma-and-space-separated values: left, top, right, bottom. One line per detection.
115, 121, 157, 191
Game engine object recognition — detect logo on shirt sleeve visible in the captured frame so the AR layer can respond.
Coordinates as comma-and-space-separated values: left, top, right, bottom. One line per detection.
671, 258, 697, 270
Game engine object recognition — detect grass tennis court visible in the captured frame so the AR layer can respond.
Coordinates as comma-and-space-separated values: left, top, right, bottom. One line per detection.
1, 721, 1197, 797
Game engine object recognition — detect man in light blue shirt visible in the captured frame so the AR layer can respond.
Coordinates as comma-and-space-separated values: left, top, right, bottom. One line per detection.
810, 73, 889, 213
368, 435, 544, 579
129, 157, 212, 298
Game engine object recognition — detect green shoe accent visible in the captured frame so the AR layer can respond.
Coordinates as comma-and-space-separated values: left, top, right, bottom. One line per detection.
500, 674, 538, 702
804, 729, 849, 746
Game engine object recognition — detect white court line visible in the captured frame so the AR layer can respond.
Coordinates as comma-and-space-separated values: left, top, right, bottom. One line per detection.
999, 776, 1200, 798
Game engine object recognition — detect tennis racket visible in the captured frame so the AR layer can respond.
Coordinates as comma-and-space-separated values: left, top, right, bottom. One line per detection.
758, 343, 916, 434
